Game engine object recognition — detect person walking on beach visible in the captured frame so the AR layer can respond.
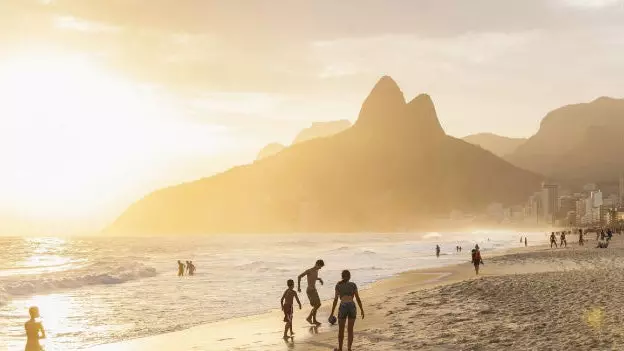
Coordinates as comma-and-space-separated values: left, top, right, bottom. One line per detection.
281, 279, 302, 339
579, 229, 584, 246
330, 270, 365, 351
298, 259, 325, 325
550, 232, 558, 248
471, 248, 483, 275
560, 231, 567, 248
25, 306, 45, 351
435, 245, 441, 258
177, 260, 185, 277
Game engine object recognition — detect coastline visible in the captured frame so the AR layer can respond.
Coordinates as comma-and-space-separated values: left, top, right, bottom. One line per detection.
89, 242, 543, 351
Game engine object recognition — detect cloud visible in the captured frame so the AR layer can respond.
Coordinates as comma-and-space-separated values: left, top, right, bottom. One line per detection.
561, 0, 624, 8
53, 15, 120, 33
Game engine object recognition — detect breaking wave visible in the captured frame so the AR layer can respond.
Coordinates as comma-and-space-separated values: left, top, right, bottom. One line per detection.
0, 262, 157, 302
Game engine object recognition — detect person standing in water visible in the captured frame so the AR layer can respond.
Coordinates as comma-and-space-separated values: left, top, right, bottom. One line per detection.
330, 270, 364, 351
187, 261, 196, 276
25, 306, 45, 351
297, 259, 325, 325
524, 237, 527, 247
435, 245, 441, 258
177, 260, 185, 277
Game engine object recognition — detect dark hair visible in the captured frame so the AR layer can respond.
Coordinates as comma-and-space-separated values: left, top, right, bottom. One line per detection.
341, 270, 351, 282
287, 279, 294, 287
315, 259, 325, 267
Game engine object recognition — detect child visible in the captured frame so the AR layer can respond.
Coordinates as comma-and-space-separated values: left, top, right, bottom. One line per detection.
281, 279, 302, 338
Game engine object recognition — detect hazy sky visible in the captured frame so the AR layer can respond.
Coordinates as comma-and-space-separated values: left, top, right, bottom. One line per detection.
2, 0, 624, 232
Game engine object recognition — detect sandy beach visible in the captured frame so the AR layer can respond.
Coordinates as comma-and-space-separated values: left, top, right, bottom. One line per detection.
88, 233, 624, 351
303, 235, 624, 351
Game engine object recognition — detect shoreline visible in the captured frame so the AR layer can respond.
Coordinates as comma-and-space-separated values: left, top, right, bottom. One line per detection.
89, 241, 545, 351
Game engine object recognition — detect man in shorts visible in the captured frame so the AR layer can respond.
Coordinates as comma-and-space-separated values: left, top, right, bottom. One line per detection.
298, 259, 325, 325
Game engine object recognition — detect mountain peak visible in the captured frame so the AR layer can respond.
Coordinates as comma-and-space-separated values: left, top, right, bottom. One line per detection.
407, 93, 445, 137
355, 76, 406, 128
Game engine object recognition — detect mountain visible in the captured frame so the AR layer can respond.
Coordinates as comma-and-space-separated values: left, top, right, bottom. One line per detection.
106, 76, 542, 235
506, 97, 624, 183
256, 143, 286, 160
293, 120, 352, 144
256, 120, 352, 161
463, 133, 526, 157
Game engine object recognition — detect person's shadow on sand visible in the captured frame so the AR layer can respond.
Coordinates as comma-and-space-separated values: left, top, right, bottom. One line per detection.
282, 336, 295, 349
308, 326, 319, 335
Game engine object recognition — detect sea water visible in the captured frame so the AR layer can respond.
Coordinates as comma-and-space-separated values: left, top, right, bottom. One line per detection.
0, 231, 545, 350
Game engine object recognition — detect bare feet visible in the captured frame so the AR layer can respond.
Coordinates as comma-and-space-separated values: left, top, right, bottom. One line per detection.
313, 320, 322, 326
306, 316, 314, 325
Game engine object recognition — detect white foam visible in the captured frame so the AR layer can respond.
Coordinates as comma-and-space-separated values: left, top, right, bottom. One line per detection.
0, 262, 157, 298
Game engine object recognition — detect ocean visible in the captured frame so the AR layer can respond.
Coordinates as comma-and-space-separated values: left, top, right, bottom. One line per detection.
0, 231, 545, 350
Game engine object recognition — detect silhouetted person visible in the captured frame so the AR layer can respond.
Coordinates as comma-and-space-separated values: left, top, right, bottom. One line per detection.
560, 232, 567, 248
177, 260, 185, 277
435, 245, 441, 258
298, 259, 324, 325
524, 237, 527, 247
579, 229, 584, 246
330, 270, 364, 351
471, 248, 484, 275
281, 279, 302, 339
187, 261, 196, 276
550, 232, 558, 248
25, 306, 45, 351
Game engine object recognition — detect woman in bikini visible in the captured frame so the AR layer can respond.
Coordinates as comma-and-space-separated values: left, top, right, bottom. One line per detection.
25, 306, 45, 351
330, 270, 365, 351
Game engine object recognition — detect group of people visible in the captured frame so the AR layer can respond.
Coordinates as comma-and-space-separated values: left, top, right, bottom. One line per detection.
549, 228, 621, 249
549, 231, 568, 248
177, 260, 196, 276
519, 236, 528, 247
280, 259, 365, 351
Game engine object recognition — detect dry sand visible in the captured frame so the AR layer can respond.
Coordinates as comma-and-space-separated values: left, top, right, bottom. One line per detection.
93, 234, 624, 351
304, 236, 624, 351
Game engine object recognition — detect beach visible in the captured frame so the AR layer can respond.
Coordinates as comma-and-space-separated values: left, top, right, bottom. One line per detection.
1, 231, 527, 350
89, 232, 624, 351
302, 235, 624, 351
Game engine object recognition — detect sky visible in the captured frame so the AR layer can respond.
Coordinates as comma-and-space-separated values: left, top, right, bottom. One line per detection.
2, 0, 624, 233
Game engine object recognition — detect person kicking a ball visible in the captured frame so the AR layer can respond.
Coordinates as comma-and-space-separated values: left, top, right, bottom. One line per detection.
297, 259, 325, 325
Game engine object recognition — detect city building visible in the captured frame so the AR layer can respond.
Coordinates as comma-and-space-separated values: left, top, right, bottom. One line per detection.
620, 173, 624, 206
542, 182, 559, 225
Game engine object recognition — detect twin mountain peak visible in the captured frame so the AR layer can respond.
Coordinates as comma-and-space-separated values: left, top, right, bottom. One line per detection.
106, 76, 542, 234
355, 76, 445, 138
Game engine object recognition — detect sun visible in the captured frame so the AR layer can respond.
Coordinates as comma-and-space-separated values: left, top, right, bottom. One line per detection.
0, 50, 159, 221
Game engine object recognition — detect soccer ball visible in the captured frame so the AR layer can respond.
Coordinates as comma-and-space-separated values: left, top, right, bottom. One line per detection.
328, 315, 337, 325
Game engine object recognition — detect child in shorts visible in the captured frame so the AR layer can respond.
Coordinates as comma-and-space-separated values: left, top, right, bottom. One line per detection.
281, 279, 302, 338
